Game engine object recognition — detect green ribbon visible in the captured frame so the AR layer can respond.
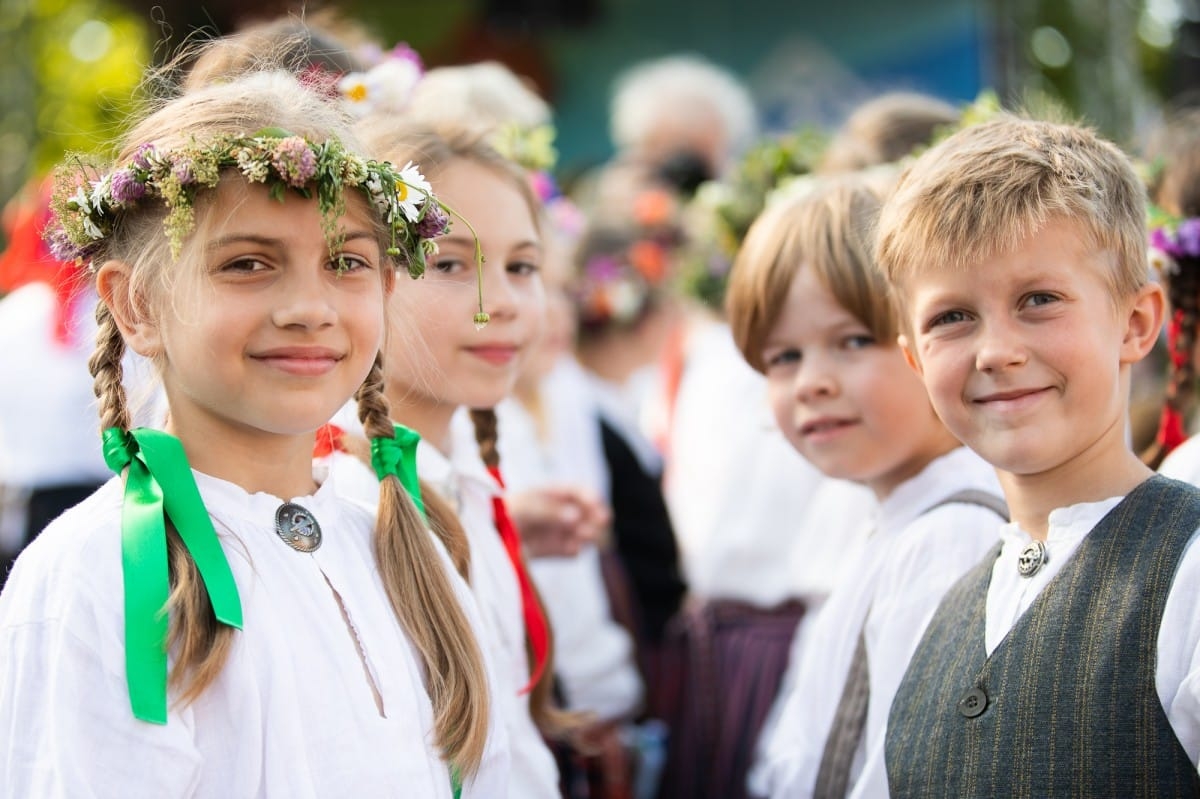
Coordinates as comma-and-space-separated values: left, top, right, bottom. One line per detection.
370, 424, 425, 519
102, 427, 243, 724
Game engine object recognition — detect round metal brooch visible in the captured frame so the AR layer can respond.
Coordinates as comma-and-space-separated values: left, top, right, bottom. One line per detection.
275, 502, 322, 553
1017, 540, 1048, 578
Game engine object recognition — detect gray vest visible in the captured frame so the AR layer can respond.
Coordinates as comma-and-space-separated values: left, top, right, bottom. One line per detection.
886, 475, 1200, 798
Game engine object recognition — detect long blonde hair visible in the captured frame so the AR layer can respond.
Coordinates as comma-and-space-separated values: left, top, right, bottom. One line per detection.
84, 70, 490, 773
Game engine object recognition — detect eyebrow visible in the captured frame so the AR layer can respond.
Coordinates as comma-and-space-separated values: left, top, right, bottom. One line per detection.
437, 234, 543, 252
206, 230, 377, 251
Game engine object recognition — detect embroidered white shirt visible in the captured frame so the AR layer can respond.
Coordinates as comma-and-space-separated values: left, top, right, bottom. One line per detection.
0, 463, 509, 798
756, 447, 1004, 799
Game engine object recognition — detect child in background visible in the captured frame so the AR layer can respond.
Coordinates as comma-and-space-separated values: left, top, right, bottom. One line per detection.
332, 122, 564, 798
0, 70, 506, 796
1144, 105, 1200, 475
876, 116, 1196, 795
724, 175, 1005, 799
815, 91, 959, 175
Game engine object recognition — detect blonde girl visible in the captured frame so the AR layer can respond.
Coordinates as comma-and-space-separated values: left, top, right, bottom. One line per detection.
330, 121, 565, 798
0, 70, 506, 797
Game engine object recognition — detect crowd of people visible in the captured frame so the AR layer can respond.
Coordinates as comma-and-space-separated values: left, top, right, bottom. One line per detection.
2, 10, 1200, 798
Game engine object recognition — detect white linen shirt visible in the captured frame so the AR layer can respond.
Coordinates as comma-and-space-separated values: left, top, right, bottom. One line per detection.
985, 494, 1200, 768
0, 463, 509, 798
757, 447, 1004, 799
331, 428, 561, 799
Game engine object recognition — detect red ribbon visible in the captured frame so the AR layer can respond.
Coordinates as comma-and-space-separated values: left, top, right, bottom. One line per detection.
486, 464, 549, 695
1158, 405, 1189, 453
312, 423, 347, 458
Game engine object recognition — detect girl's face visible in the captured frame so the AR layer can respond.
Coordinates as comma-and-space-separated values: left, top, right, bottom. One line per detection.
761, 265, 956, 500
385, 159, 544, 415
124, 178, 389, 451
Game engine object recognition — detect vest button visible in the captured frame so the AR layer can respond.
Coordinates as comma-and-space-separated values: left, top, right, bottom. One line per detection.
958, 687, 988, 718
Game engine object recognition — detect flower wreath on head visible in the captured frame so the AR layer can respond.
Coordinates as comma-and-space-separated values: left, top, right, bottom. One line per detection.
47, 127, 489, 327
573, 187, 685, 330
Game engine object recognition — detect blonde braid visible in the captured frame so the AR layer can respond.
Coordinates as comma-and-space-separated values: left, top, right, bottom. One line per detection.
355, 354, 491, 774
90, 301, 235, 705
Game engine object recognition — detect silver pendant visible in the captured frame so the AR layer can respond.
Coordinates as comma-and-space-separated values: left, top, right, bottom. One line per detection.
1017, 540, 1048, 577
275, 502, 322, 553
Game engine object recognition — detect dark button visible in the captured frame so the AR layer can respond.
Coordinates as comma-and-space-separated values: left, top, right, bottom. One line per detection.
958, 687, 988, 718
275, 502, 323, 553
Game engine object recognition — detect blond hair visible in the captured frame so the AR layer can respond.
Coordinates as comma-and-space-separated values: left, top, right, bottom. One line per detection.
876, 115, 1149, 304
181, 11, 369, 90
87, 69, 491, 774
726, 175, 890, 373
818, 91, 959, 174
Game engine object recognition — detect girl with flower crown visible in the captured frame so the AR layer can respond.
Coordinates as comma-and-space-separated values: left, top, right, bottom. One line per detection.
322, 118, 571, 799
0, 69, 509, 796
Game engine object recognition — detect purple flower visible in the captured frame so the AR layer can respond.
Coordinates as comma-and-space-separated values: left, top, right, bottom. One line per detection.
389, 42, 425, 74
586, 255, 622, 281
132, 143, 155, 171
1152, 227, 1176, 256
172, 158, 195, 185
271, 137, 318, 188
45, 227, 82, 262
1178, 218, 1200, 257
415, 202, 449, 239
109, 168, 146, 204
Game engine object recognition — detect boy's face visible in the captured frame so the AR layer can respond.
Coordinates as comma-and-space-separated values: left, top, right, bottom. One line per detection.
761, 265, 956, 499
898, 218, 1161, 480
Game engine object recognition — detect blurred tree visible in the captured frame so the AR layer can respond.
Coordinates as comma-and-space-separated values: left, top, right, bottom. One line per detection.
0, 0, 148, 246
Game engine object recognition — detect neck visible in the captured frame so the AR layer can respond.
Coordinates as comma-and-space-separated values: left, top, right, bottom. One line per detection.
997, 431, 1152, 541
165, 419, 318, 500
384, 388, 456, 456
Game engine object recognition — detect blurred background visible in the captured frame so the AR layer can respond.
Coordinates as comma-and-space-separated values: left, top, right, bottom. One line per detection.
0, 0, 1197, 240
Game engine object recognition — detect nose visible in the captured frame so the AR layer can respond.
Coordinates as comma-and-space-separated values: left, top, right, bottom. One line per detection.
479, 262, 538, 323
793, 350, 839, 403
974, 317, 1027, 372
271, 266, 337, 330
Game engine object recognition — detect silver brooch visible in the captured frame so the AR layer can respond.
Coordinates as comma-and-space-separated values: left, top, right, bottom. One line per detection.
1017, 540, 1048, 577
275, 502, 322, 553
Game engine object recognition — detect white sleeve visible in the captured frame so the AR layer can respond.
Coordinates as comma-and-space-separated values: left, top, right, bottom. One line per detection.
0, 558, 203, 797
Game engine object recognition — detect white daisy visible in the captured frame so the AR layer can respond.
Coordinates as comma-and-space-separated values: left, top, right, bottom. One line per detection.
394, 161, 432, 222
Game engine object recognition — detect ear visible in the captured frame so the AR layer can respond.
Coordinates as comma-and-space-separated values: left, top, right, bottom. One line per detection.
1119, 281, 1165, 365
95, 259, 163, 358
898, 333, 924, 376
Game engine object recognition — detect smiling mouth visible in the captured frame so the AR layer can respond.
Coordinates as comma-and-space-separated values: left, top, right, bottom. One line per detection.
800, 418, 856, 436
466, 346, 519, 365
252, 349, 342, 376
974, 387, 1050, 404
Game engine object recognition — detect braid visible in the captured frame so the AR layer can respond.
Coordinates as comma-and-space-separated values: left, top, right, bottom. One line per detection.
355, 353, 491, 774
89, 304, 131, 434
92, 300, 236, 704
468, 408, 500, 468
1146, 258, 1200, 469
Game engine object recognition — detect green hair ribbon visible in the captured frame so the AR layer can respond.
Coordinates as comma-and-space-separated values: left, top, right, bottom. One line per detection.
101, 427, 243, 724
369, 423, 425, 519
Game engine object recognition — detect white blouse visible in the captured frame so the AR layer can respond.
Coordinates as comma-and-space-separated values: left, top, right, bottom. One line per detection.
756, 447, 1005, 799
331, 428, 561, 799
0, 463, 509, 798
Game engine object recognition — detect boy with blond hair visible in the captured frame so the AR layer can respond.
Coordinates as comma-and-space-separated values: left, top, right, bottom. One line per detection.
877, 115, 1200, 794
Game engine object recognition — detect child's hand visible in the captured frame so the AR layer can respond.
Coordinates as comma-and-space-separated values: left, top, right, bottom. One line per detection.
506, 485, 611, 558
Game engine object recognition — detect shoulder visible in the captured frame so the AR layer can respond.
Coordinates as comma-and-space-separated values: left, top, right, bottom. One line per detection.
1, 478, 126, 649
1159, 438, 1200, 485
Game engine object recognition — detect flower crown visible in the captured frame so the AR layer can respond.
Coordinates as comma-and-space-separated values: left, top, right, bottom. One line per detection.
1150, 213, 1200, 276
47, 129, 490, 326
